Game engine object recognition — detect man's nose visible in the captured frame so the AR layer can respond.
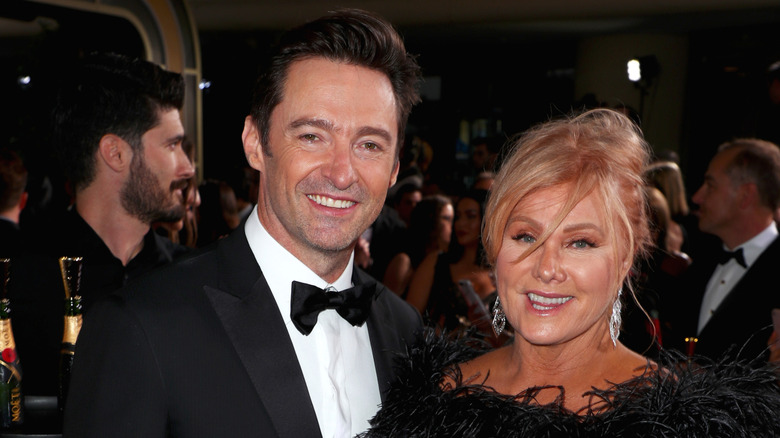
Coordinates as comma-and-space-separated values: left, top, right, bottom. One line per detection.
322, 143, 357, 190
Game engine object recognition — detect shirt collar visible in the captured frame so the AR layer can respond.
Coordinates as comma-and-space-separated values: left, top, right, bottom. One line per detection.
243, 206, 355, 317
0, 216, 18, 227
730, 222, 778, 267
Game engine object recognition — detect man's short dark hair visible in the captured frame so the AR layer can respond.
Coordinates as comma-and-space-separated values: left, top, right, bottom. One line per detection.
719, 138, 780, 211
0, 147, 28, 212
249, 8, 421, 156
52, 52, 185, 191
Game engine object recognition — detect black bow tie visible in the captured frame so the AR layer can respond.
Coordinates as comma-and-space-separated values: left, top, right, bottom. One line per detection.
290, 281, 376, 335
716, 247, 747, 268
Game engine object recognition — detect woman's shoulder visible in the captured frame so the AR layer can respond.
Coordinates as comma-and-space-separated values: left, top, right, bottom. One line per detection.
381, 328, 493, 397
591, 349, 780, 435
415, 250, 443, 271
385, 251, 412, 272
446, 343, 509, 387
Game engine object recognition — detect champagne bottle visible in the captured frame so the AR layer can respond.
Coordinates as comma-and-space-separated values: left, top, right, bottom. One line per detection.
0, 258, 24, 429
58, 256, 83, 413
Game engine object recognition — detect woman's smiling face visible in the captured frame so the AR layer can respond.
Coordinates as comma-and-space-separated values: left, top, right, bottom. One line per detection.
495, 184, 620, 347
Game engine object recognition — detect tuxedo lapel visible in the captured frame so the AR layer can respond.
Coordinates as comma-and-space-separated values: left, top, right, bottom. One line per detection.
366, 298, 396, 400
204, 232, 322, 438
703, 237, 780, 331
695, 236, 780, 359
356, 269, 405, 401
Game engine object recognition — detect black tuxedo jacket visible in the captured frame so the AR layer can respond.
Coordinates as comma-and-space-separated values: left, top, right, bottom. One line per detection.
0, 218, 22, 257
63, 230, 423, 438
664, 235, 780, 361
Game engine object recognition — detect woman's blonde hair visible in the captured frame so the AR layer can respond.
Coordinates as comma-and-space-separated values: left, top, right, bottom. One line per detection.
483, 108, 652, 293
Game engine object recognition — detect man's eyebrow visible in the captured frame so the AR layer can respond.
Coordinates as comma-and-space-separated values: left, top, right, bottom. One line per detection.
356, 126, 393, 143
289, 118, 334, 132
288, 118, 393, 143
164, 134, 185, 144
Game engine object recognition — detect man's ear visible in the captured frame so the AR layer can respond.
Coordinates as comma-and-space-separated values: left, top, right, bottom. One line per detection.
242, 116, 265, 172
388, 159, 400, 189
18, 192, 28, 211
98, 134, 132, 173
738, 182, 759, 209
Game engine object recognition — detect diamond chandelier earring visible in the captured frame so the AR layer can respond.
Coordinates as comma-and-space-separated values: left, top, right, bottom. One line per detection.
492, 296, 506, 336
609, 288, 623, 347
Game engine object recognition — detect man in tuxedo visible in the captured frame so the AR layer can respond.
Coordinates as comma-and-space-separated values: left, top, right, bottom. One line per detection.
0, 146, 27, 257
9, 53, 195, 396
665, 138, 780, 362
65, 8, 423, 438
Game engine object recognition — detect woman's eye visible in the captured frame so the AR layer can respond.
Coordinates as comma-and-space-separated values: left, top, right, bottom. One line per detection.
570, 239, 595, 249
512, 233, 535, 243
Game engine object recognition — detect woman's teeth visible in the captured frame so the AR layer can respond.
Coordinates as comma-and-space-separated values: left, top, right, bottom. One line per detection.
527, 292, 572, 311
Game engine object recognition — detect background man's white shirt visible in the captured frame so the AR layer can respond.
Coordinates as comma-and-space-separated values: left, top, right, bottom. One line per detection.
698, 222, 778, 333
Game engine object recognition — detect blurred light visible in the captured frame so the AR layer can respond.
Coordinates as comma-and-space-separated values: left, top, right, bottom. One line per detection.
17, 75, 31, 86
199, 79, 211, 90
627, 55, 660, 85
627, 59, 641, 82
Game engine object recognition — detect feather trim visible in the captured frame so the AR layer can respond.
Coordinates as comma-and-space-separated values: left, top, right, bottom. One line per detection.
362, 329, 780, 438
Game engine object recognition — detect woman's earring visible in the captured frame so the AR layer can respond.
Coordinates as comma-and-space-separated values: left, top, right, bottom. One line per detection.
609, 288, 623, 347
492, 296, 506, 336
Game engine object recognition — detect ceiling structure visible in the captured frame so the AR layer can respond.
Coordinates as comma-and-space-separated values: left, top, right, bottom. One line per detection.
3, 0, 780, 184
3, 1, 778, 49
186, 0, 780, 37
182, 0, 780, 177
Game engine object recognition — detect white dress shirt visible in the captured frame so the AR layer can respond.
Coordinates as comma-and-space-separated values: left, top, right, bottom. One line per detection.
698, 222, 778, 333
244, 206, 381, 437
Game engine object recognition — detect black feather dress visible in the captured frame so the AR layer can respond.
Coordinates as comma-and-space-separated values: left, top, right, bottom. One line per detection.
361, 330, 780, 438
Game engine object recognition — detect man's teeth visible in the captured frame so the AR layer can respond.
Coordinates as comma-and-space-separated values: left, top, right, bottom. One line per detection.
528, 292, 572, 310
308, 195, 355, 209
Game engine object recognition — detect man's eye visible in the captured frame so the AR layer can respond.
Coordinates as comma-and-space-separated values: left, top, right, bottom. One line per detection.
301, 134, 319, 142
363, 142, 378, 150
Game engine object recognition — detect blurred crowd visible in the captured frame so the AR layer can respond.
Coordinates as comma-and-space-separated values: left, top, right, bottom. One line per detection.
1, 52, 779, 402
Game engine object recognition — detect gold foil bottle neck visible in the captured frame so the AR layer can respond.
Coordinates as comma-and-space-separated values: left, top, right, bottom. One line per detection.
59, 257, 83, 299
0, 319, 16, 351
62, 314, 83, 346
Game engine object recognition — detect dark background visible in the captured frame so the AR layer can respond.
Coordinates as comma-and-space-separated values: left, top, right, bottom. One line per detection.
195, 16, 780, 194
2, 3, 780, 204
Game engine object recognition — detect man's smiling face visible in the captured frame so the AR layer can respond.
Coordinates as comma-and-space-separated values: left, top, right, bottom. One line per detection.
248, 57, 400, 261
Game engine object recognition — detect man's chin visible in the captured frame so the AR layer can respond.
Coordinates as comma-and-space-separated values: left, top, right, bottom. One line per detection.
307, 232, 359, 254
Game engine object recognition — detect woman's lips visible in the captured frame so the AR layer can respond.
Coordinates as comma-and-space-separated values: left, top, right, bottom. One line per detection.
526, 292, 573, 312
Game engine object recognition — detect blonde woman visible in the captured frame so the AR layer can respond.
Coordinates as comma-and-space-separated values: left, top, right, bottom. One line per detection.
362, 109, 780, 436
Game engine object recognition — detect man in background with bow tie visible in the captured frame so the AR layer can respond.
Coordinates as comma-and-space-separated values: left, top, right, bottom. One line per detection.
65, 9, 423, 438
664, 138, 780, 363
